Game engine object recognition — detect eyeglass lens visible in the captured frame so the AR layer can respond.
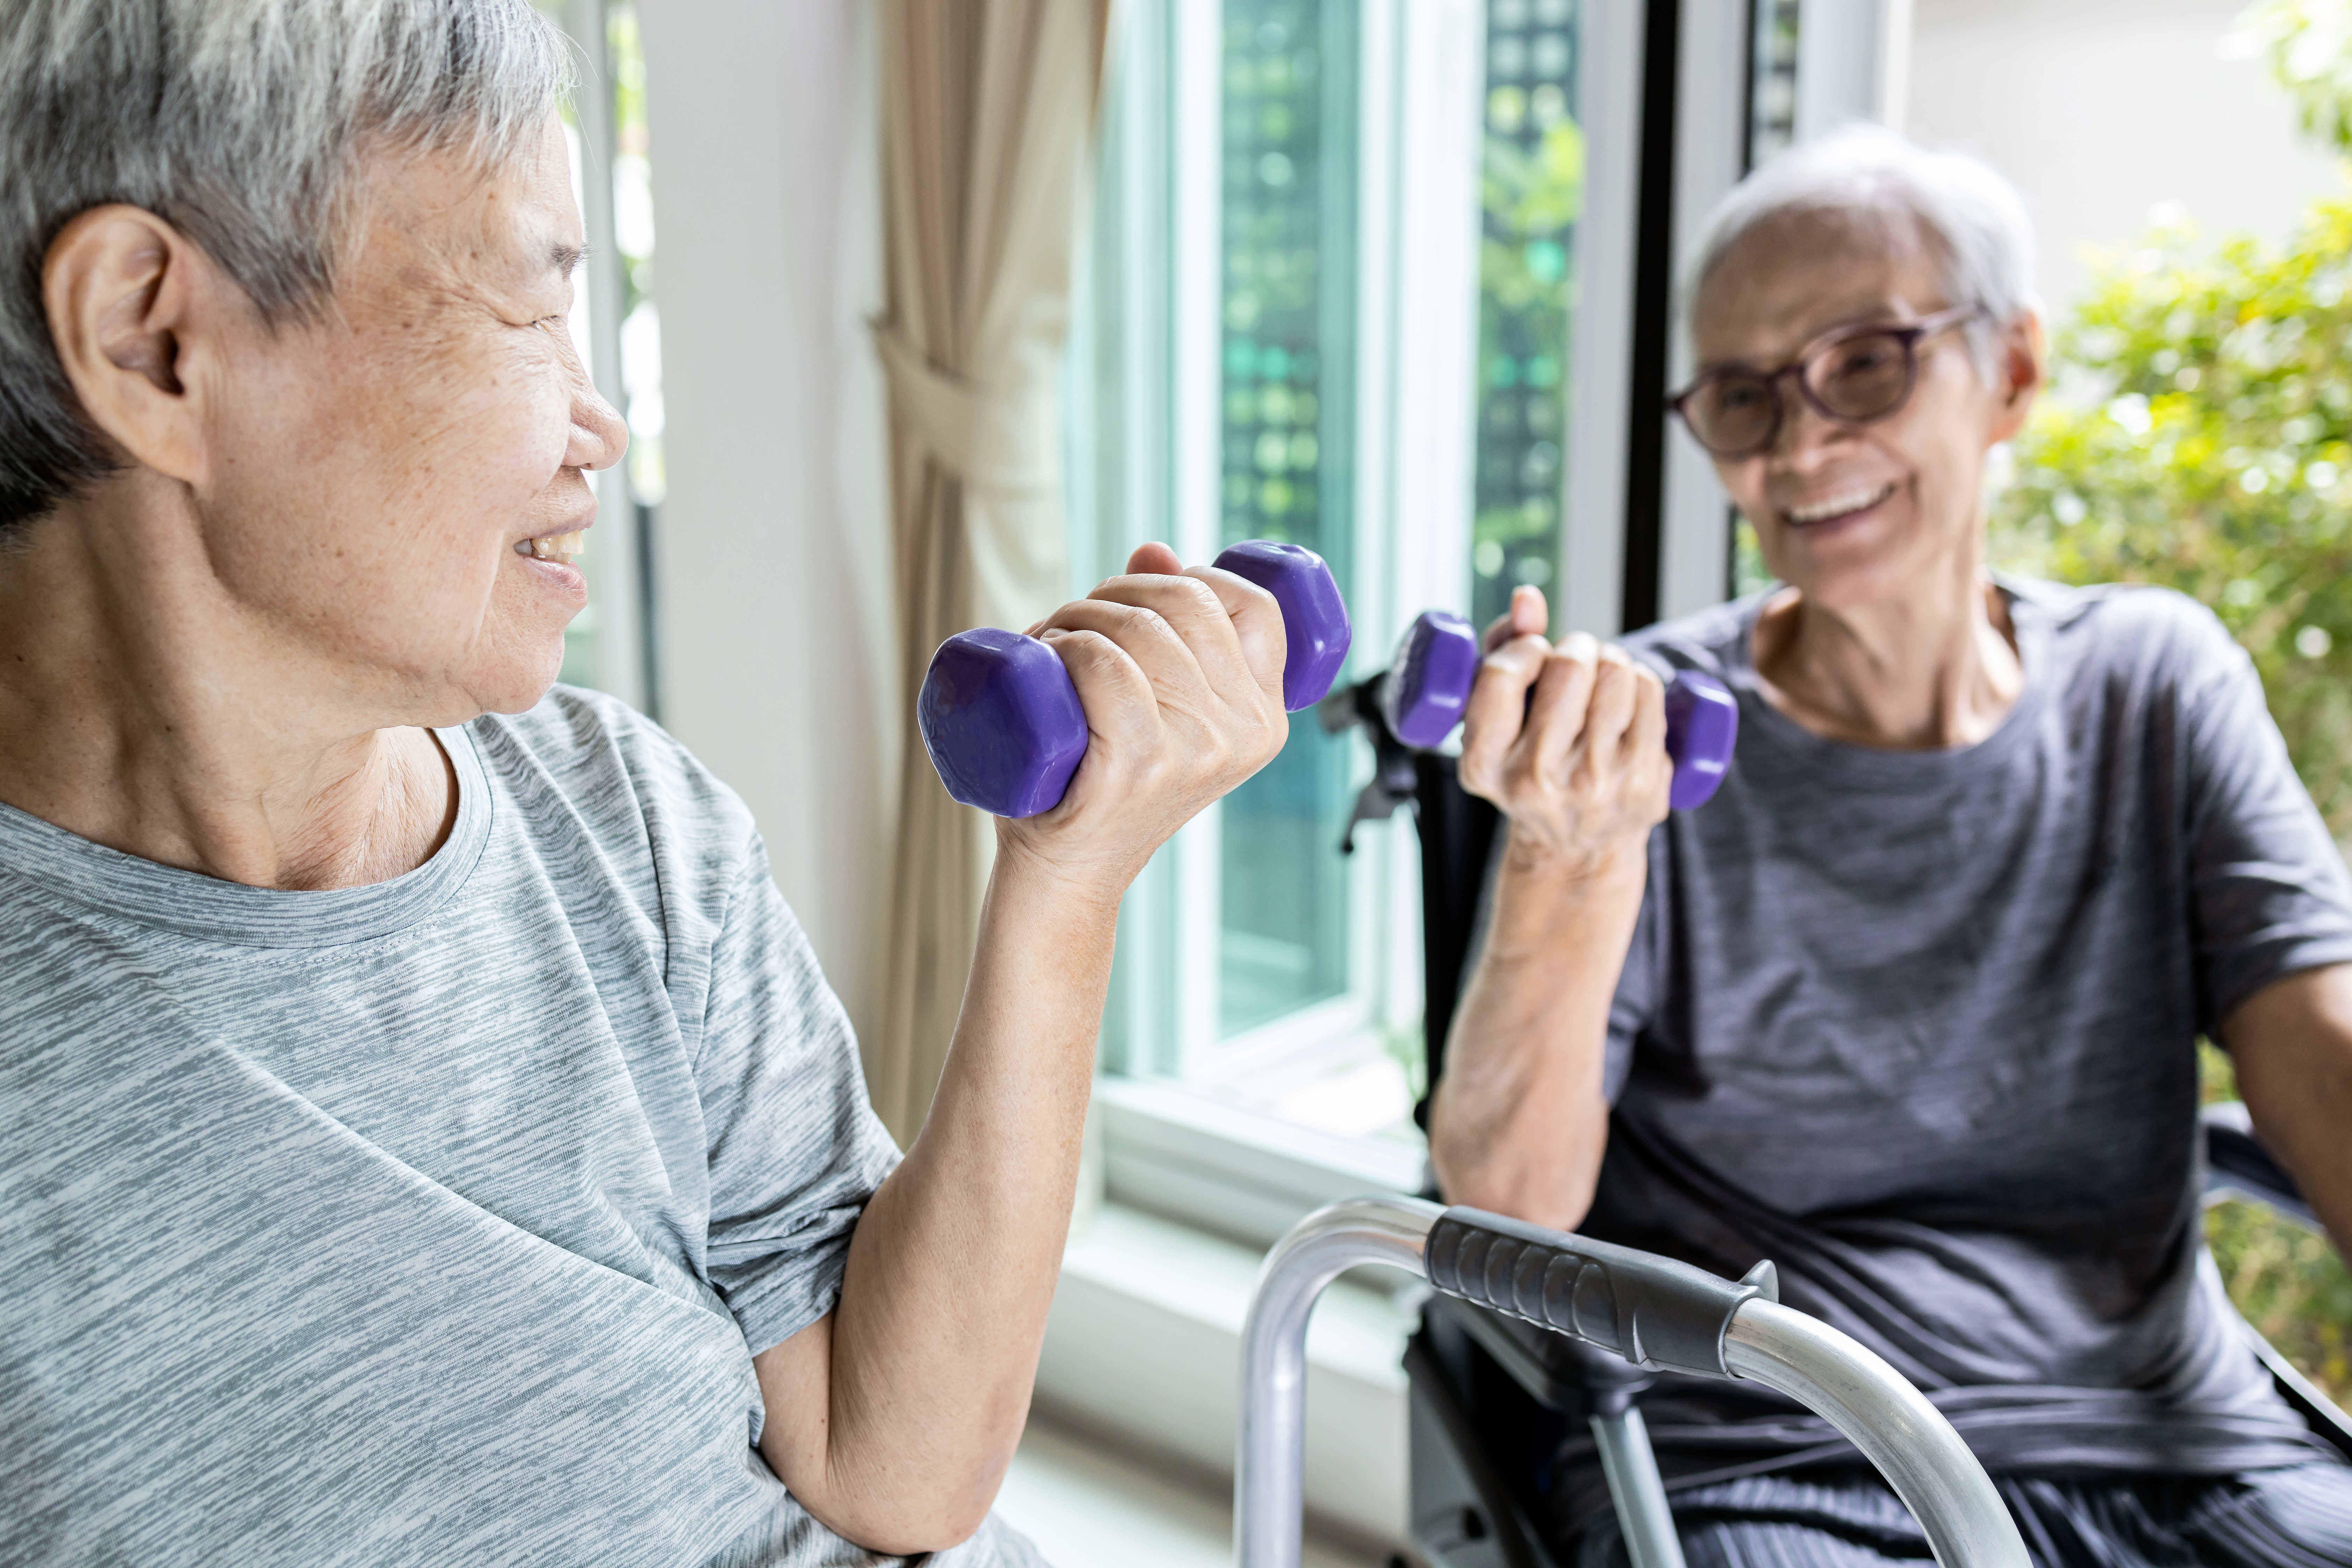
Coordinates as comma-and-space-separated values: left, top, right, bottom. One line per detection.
1684, 327, 1918, 456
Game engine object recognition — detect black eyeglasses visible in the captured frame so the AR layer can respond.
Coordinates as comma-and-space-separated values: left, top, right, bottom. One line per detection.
1667, 305, 1986, 459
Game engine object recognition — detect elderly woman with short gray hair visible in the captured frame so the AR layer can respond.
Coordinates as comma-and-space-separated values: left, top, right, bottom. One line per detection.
0, 3, 1297, 1563
1428, 127, 2352, 1566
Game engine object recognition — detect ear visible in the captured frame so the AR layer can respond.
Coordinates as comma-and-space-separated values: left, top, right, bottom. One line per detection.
41, 205, 223, 488
1984, 308, 2045, 446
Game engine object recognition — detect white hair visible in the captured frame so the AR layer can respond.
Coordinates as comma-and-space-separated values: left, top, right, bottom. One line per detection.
0, 0, 573, 530
1687, 123, 2040, 377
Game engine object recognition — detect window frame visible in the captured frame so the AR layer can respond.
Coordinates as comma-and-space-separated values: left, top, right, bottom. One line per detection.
541, 0, 658, 715
1075, 0, 1751, 1242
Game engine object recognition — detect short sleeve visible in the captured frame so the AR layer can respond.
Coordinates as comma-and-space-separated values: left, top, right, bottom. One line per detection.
2180, 623, 2352, 1029
696, 837, 903, 1357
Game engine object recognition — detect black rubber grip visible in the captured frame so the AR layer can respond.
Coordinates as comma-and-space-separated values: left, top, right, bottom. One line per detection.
1424, 1206, 1778, 1379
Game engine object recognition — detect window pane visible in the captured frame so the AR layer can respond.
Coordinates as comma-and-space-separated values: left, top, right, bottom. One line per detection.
1470, 0, 1580, 628
1217, 0, 1358, 1036
1749, 0, 1801, 169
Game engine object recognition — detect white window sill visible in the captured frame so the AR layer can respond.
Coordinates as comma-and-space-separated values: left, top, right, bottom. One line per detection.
1034, 1199, 1423, 1552
1092, 1073, 1428, 1250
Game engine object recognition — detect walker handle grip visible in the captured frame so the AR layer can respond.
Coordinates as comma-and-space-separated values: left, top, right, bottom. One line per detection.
1423, 1206, 1777, 1379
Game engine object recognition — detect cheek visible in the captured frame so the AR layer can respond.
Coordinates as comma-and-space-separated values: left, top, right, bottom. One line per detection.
1715, 460, 1773, 528
400, 334, 574, 542
1884, 376, 1991, 518
202, 319, 575, 659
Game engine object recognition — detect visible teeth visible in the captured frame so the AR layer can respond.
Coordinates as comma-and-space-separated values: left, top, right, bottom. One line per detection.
523, 531, 584, 565
1786, 484, 1892, 526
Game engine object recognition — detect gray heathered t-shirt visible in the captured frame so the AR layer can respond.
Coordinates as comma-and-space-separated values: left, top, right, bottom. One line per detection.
1564, 579, 2352, 1508
0, 688, 1045, 1567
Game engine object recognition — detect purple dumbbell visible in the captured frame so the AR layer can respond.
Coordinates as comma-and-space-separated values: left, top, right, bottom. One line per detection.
918, 541, 1353, 819
1378, 609, 1740, 810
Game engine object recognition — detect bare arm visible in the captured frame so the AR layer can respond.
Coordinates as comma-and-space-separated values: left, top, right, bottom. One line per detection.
751, 545, 1289, 1553
1426, 587, 1671, 1232
2219, 962, 2352, 1264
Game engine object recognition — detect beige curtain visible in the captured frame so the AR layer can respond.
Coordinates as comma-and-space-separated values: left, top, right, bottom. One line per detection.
870, 0, 1111, 1144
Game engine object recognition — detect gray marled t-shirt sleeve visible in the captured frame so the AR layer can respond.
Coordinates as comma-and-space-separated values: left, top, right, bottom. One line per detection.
2177, 614, 2352, 1026
698, 837, 902, 1356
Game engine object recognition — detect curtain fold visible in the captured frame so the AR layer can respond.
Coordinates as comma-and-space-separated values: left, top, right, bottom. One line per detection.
870, 0, 1110, 1144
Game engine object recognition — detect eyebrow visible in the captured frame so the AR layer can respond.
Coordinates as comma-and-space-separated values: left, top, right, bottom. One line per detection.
549, 239, 593, 276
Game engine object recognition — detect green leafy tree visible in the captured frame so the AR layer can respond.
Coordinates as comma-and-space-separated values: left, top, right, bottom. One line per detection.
1989, 9, 2352, 1399
1991, 202, 2352, 838
2234, 0, 2352, 154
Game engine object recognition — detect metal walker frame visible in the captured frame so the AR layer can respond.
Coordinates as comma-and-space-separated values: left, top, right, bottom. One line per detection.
1235, 1195, 2031, 1568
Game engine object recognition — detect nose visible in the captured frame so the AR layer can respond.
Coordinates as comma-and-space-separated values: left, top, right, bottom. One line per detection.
567, 364, 630, 475
1771, 386, 1853, 472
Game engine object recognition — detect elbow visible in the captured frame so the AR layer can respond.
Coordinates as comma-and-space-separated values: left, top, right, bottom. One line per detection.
809, 1445, 1015, 1557
815, 1497, 993, 1560
1437, 1158, 1599, 1237
920, 1469, 1011, 1555
1427, 1082, 1605, 1234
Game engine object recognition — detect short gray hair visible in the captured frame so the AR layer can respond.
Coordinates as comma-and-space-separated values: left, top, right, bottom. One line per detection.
0, 0, 573, 531
1688, 123, 2039, 377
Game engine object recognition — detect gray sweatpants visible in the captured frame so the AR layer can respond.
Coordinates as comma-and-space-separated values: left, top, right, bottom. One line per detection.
1572, 1463, 2352, 1568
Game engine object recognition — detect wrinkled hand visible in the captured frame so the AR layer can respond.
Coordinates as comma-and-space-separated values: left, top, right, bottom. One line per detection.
1456, 585, 1671, 883
996, 542, 1289, 904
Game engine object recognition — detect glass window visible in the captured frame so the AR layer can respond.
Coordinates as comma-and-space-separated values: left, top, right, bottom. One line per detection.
1071, 0, 1670, 1161
1471, 0, 1581, 628
1070, 0, 1439, 1146
536, 0, 664, 714
1749, 0, 1802, 168
1217, 1, 1358, 1037
1732, 0, 1802, 598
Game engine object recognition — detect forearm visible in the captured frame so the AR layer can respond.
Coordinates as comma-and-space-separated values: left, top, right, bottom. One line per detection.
2249, 1070, 2352, 1263
776, 849, 1115, 1549
1427, 842, 1642, 1231
2223, 964, 2352, 1265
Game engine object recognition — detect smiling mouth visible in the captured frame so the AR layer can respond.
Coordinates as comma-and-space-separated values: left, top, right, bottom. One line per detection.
1783, 481, 1897, 528
517, 530, 586, 566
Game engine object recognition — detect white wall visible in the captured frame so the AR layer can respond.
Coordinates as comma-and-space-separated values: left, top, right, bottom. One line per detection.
1905, 0, 2344, 310
636, 1, 899, 1045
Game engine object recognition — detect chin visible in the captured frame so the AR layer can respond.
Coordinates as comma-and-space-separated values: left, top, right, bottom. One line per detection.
485, 657, 571, 715
438, 636, 573, 721
1787, 556, 1910, 614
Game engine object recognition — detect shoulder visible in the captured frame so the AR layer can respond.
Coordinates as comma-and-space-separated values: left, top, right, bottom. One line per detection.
1621, 594, 1762, 681
2004, 576, 2253, 696
466, 686, 762, 903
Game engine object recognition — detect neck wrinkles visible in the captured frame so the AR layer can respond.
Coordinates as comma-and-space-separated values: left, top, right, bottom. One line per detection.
0, 484, 458, 889
1752, 556, 2023, 751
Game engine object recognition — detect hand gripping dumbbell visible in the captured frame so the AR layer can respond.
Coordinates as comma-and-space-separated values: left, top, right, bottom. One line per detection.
917, 541, 1352, 819
1379, 609, 1739, 810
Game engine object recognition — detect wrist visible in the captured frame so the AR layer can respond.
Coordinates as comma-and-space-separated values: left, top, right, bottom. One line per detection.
1484, 835, 1646, 961
986, 832, 1129, 929
1500, 828, 1646, 898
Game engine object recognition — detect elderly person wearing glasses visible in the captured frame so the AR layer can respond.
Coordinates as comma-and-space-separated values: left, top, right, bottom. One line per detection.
0, 3, 1296, 1564
1429, 127, 2352, 1565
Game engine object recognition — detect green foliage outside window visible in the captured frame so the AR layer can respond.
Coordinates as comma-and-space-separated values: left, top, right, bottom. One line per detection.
1471, 2, 1584, 630
2235, 0, 2352, 153
1986, 2, 2352, 1399
1989, 202, 2352, 835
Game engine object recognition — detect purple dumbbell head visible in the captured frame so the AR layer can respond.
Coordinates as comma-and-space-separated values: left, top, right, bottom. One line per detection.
1662, 671, 1738, 810
918, 540, 1351, 818
1212, 540, 1352, 712
917, 627, 1089, 820
1379, 608, 1740, 811
1381, 610, 1480, 749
